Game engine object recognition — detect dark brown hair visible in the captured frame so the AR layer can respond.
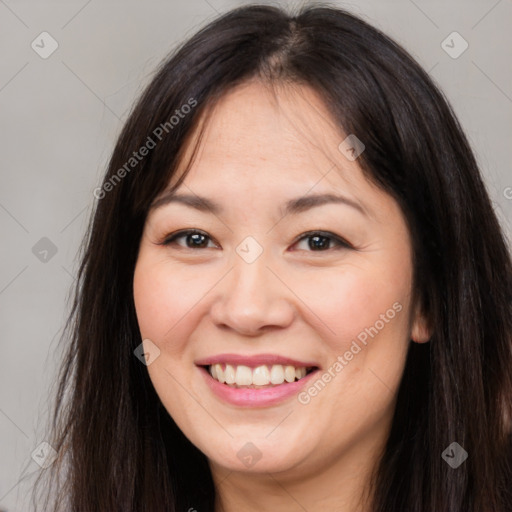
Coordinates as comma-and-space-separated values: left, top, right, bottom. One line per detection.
32, 3, 512, 511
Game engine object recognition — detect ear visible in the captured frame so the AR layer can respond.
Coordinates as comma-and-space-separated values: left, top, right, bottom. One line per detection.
411, 300, 431, 343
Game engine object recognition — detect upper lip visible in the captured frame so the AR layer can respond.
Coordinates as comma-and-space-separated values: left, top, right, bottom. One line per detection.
195, 353, 319, 369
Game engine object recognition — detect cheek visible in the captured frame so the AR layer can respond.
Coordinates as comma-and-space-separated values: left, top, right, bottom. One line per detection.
133, 257, 205, 354
296, 249, 413, 414
296, 259, 412, 351
133, 262, 169, 341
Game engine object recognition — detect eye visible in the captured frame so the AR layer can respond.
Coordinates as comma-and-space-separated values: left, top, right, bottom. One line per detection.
161, 229, 218, 249
292, 230, 352, 252
160, 229, 351, 252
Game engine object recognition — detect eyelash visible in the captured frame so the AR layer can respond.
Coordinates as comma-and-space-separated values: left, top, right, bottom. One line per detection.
159, 229, 353, 253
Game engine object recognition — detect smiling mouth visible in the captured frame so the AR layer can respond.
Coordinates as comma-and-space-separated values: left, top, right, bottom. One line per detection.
201, 363, 318, 389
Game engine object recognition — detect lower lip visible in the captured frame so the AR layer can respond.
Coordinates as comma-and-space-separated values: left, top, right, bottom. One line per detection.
198, 366, 319, 407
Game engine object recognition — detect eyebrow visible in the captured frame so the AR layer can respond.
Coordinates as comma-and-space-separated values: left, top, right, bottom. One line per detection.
150, 191, 368, 217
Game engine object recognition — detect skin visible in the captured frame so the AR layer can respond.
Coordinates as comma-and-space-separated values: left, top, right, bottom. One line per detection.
133, 79, 430, 512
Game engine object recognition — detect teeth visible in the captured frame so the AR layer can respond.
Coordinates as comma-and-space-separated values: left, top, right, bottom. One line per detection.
208, 363, 312, 387
213, 363, 225, 383
284, 365, 296, 383
270, 364, 285, 384
224, 364, 236, 384
253, 365, 270, 385
235, 365, 252, 385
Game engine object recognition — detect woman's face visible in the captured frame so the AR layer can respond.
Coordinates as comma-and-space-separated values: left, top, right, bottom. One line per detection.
133, 80, 429, 480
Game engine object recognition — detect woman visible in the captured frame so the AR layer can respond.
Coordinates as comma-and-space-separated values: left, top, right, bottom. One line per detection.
33, 3, 512, 511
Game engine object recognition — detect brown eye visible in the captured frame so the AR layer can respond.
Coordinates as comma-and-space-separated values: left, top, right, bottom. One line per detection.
162, 229, 217, 249
292, 231, 352, 252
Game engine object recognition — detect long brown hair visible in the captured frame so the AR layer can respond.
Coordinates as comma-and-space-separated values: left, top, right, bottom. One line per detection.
32, 3, 512, 511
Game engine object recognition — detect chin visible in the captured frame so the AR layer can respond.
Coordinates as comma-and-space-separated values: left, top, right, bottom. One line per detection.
197, 432, 310, 474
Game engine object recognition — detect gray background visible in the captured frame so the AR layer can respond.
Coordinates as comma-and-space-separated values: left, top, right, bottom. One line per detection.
0, 0, 511, 510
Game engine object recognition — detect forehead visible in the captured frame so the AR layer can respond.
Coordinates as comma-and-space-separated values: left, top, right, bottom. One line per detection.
168, 80, 366, 197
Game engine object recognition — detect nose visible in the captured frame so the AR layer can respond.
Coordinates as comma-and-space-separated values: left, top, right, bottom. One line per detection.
209, 251, 295, 336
